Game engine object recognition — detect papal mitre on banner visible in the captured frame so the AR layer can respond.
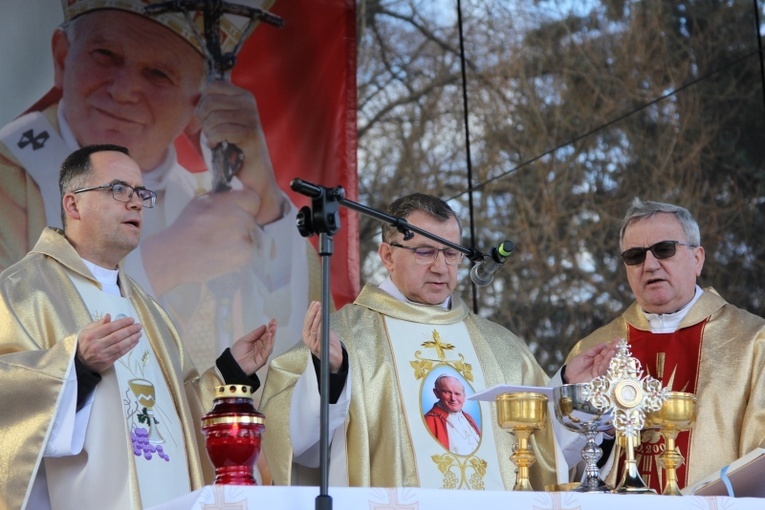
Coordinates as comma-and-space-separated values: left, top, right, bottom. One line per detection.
61, 0, 277, 56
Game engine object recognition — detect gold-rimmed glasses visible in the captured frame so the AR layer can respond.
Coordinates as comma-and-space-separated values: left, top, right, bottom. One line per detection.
389, 242, 464, 265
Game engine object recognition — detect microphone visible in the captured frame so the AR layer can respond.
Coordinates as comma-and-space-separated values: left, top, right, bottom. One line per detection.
470, 241, 515, 287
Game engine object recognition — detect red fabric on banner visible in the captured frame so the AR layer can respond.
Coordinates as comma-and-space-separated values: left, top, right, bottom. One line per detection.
176, 0, 360, 308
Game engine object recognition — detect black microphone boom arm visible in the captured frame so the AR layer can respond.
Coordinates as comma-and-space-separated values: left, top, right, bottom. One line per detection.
290, 179, 485, 261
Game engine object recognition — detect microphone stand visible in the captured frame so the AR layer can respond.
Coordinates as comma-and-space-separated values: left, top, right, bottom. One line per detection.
290, 180, 341, 510
290, 179, 488, 510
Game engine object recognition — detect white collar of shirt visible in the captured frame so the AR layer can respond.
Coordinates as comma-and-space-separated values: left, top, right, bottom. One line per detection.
378, 276, 452, 310
641, 285, 703, 333
82, 258, 121, 297
57, 101, 176, 192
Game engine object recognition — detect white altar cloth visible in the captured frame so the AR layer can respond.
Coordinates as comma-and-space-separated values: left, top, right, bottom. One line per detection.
147, 485, 764, 510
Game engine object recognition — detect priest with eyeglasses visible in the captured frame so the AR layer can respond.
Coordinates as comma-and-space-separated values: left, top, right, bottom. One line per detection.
565, 197, 765, 492
261, 192, 615, 489
0, 145, 277, 510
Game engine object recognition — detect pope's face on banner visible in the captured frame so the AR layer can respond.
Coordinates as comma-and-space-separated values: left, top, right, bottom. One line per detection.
52, 11, 205, 171
380, 210, 461, 305
434, 376, 466, 413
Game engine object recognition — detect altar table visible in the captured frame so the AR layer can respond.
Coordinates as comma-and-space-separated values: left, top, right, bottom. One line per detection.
148, 485, 764, 510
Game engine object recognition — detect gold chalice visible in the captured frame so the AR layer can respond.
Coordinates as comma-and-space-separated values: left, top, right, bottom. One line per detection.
645, 391, 697, 495
496, 392, 548, 491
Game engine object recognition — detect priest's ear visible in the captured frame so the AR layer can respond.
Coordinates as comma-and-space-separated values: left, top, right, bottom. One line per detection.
62, 192, 83, 228
379, 242, 396, 273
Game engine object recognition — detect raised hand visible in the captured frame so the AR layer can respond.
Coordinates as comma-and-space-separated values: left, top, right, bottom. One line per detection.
77, 313, 142, 373
302, 301, 343, 374
231, 319, 277, 376
565, 337, 619, 384
195, 80, 286, 226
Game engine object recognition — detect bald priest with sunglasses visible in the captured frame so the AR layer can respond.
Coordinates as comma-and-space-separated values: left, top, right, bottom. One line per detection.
565, 197, 765, 492
262, 193, 613, 489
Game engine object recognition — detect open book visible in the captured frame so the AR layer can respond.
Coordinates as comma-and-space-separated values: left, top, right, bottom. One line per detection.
681, 447, 765, 497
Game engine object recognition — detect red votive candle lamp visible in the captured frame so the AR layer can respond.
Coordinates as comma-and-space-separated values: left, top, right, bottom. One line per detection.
201, 384, 265, 485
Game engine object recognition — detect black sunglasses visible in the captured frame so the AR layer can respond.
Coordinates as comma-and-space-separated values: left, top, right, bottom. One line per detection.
621, 240, 697, 266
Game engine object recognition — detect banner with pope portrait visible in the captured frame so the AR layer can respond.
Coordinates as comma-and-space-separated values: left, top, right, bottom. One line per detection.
0, 0, 358, 372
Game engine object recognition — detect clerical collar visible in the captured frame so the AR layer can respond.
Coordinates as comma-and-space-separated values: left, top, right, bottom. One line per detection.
82, 258, 121, 297
378, 276, 452, 310
642, 285, 703, 333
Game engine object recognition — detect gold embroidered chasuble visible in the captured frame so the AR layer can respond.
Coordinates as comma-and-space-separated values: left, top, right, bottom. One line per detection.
0, 228, 222, 510
261, 283, 559, 489
566, 288, 765, 488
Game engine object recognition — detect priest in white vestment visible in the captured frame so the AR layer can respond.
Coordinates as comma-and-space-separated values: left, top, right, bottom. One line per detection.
567, 198, 765, 492
262, 193, 615, 489
0, 145, 276, 510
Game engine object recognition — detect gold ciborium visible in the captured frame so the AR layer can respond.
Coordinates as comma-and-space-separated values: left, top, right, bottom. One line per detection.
496, 391, 548, 491
645, 391, 697, 495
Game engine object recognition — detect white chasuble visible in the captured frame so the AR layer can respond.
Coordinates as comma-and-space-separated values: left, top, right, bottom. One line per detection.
384, 317, 504, 490
67, 273, 190, 508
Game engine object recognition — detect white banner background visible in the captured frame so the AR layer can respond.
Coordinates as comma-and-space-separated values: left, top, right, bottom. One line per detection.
0, 1, 61, 125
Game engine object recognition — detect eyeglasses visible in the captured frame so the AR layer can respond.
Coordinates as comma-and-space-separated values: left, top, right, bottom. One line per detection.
72, 182, 157, 208
389, 242, 464, 265
621, 240, 697, 266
